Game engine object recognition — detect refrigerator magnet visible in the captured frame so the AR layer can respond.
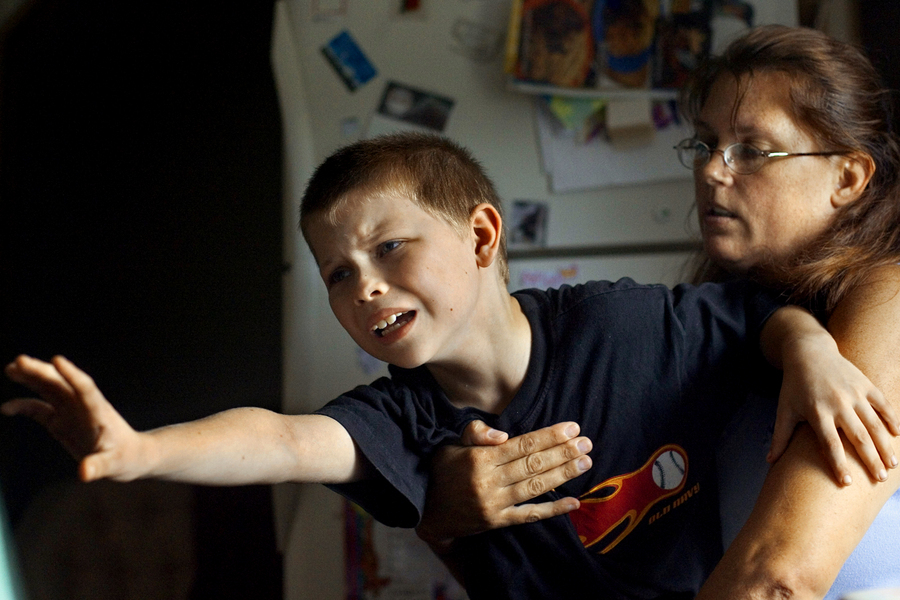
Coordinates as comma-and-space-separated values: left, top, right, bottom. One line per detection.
321, 30, 378, 92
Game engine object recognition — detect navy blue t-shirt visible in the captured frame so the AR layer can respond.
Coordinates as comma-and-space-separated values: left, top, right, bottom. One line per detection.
317, 278, 782, 599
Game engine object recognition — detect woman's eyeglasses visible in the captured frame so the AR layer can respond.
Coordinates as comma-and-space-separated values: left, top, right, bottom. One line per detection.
674, 139, 843, 175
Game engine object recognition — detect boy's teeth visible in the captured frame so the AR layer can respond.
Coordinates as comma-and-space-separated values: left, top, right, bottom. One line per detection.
373, 312, 403, 331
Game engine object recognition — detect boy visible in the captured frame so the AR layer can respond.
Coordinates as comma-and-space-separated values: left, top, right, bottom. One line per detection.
5, 133, 895, 598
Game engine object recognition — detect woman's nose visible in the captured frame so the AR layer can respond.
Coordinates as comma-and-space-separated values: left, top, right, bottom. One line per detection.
701, 149, 733, 185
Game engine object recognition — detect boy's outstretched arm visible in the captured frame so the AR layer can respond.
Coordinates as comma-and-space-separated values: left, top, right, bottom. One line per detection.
4, 355, 367, 485
759, 305, 900, 485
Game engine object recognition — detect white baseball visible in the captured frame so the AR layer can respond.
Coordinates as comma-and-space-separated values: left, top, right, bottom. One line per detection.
652, 449, 686, 490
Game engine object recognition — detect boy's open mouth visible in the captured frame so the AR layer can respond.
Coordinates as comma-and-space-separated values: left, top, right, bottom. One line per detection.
372, 311, 415, 337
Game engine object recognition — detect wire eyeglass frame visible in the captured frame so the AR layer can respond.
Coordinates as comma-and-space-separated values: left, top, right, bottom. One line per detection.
674, 138, 844, 175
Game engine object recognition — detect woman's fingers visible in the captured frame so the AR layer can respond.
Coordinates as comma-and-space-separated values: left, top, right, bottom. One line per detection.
767, 404, 799, 465
496, 435, 593, 489
457, 421, 593, 498
807, 407, 894, 486
497, 497, 581, 527
809, 417, 855, 486
863, 387, 900, 436
855, 401, 899, 473
416, 422, 594, 540
459, 419, 509, 446
833, 410, 890, 483
476, 422, 586, 465
459, 421, 509, 446
842, 421, 880, 483
503, 455, 593, 507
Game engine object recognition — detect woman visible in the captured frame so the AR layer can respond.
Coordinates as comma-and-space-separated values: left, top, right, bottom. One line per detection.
682, 24, 900, 598
419, 25, 900, 599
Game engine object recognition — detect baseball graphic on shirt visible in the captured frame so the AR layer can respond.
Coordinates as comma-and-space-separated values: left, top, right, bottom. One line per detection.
652, 448, 686, 490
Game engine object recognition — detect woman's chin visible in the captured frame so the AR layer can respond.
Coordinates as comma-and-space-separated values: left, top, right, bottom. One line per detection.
704, 243, 752, 276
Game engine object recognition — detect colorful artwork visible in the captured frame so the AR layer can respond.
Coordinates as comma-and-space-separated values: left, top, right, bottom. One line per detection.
344, 502, 468, 600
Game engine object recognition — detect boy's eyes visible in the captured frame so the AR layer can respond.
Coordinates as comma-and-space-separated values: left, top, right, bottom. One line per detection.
328, 268, 350, 285
325, 240, 404, 286
377, 240, 403, 256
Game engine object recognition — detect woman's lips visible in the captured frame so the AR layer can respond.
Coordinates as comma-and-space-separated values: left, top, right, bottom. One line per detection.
706, 205, 736, 218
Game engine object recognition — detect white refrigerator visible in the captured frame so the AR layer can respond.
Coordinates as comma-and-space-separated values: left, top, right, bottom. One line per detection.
269, 1, 797, 598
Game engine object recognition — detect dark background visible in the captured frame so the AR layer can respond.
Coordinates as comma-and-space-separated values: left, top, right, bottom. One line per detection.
0, 1, 284, 598
859, 3, 900, 134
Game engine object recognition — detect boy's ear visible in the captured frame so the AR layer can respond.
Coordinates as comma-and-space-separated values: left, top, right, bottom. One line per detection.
470, 203, 502, 268
831, 153, 874, 208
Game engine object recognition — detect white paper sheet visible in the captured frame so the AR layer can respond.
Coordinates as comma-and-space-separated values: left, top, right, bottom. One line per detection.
535, 102, 692, 193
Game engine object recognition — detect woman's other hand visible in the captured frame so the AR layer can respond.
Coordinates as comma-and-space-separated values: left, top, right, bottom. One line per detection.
768, 324, 900, 485
416, 420, 592, 552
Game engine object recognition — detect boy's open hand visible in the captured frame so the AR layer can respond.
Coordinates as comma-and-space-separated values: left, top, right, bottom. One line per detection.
769, 338, 900, 486
3, 355, 148, 482
416, 420, 592, 551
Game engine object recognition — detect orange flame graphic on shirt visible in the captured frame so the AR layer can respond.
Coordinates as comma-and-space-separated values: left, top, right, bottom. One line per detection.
568, 444, 688, 554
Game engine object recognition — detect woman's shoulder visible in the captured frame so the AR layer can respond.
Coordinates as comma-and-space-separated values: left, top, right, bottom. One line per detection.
827, 264, 900, 393
837, 265, 900, 315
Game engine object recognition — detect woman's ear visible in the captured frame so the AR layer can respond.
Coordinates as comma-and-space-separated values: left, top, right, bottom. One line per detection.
470, 203, 503, 268
832, 153, 875, 208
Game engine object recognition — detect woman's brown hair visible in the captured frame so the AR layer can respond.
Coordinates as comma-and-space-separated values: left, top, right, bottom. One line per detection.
682, 25, 900, 312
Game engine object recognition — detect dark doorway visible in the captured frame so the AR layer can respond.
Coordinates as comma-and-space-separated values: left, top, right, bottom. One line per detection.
0, 1, 283, 598
859, 3, 900, 134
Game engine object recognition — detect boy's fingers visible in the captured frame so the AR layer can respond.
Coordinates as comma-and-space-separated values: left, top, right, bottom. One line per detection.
51, 355, 108, 412
80, 449, 130, 483
80, 454, 105, 482
6, 355, 76, 403
1, 398, 55, 425
52, 355, 98, 396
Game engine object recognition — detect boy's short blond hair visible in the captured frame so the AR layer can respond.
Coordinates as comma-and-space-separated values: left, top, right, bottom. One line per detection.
300, 133, 509, 284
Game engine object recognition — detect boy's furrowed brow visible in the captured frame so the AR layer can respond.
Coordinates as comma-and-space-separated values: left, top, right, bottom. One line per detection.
311, 250, 338, 275
307, 242, 339, 275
